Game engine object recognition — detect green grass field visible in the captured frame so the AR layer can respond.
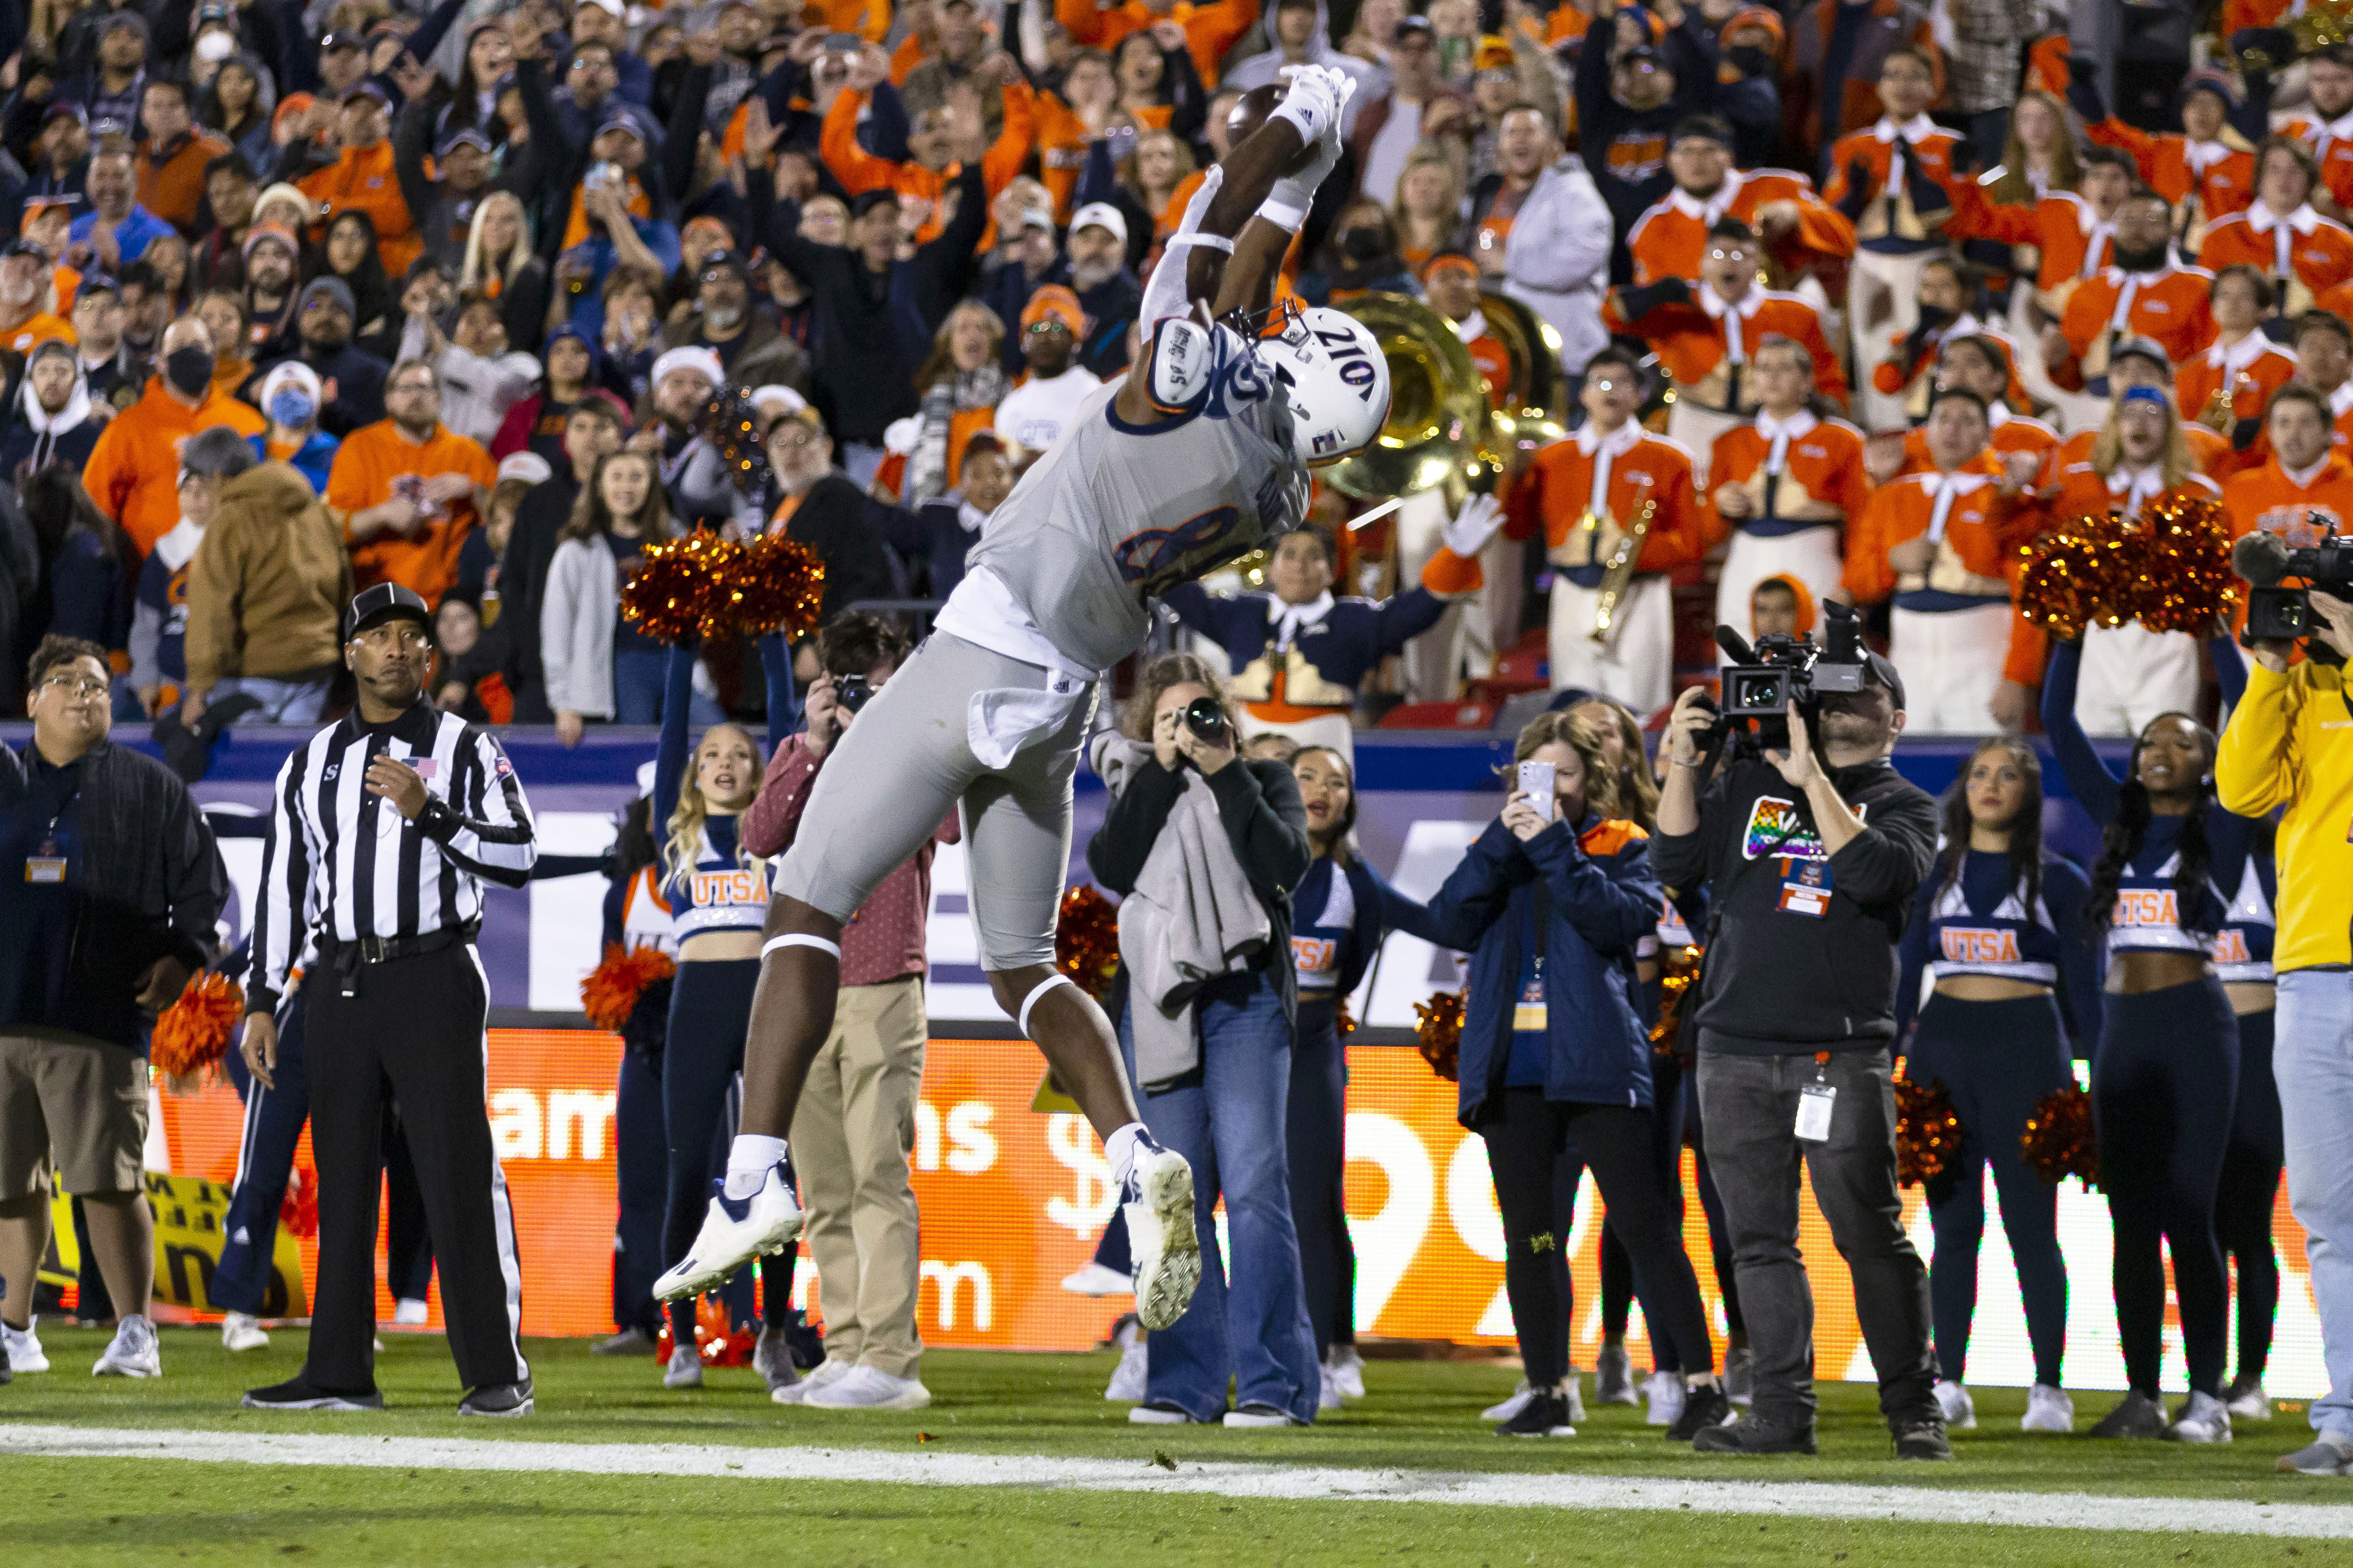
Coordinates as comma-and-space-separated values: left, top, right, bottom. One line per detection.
7, 1326, 2353, 1565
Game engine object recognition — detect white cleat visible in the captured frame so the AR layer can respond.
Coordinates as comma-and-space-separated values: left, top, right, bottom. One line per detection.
93, 1315, 160, 1378
1123, 1145, 1201, 1333
653, 1164, 802, 1303
2164, 1391, 2234, 1444
1318, 1366, 1342, 1410
1643, 1370, 1686, 1428
1060, 1262, 1134, 1297
2022, 1382, 2075, 1433
803, 1365, 932, 1411
392, 1298, 429, 1327
775, 1357, 852, 1406
220, 1311, 271, 1352
1326, 1344, 1366, 1400
1934, 1379, 1978, 1431
3, 1319, 50, 1373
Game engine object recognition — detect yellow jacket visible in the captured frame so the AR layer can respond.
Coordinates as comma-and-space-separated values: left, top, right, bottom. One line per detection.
2215, 659, 2353, 971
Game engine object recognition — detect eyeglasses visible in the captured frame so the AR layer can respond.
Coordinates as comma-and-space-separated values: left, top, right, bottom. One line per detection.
388, 380, 436, 397
40, 674, 108, 701
768, 427, 819, 448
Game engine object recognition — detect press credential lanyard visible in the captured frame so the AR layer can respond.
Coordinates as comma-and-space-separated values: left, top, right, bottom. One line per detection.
1795, 1051, 1835, 1142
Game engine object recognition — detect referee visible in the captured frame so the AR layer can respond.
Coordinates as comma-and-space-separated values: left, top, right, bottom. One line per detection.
239, 585, 539, 1416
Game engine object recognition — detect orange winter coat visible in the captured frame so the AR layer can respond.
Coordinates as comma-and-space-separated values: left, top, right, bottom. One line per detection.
298, 142, 422, 278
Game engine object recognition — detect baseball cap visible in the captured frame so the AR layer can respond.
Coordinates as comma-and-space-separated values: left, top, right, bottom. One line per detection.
1394, 16, 1436, 42
1070, 201, 1128, 246
99, 10, 147, 39
1620, 43, 1663, 68
73, 271, 118, 300
1020, 284, 1084, 336
1020, 205, 1056, 233
2108, 335, 2171, 376
497, 450, 554, 485
259, 359, 322, 411
595, 106, 646, 140
1862, 650, 1907, 715
299, 275, 356, 316
436, 125, 493, 158
25, 336, 74, 369
341, 80, 392, 106
319, 31, 363, 54
852, 189, 901, 219
41, 100, 86, 127
580, 0, 626, 14
699, 249, 751, 286
1724, 6, 1786, 45
348, 583, 435, 639
1474, 35, 1514, 71
242, 222, 300, 260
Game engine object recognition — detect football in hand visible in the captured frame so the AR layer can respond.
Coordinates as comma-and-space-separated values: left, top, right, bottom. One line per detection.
1228, 83, 1320, 174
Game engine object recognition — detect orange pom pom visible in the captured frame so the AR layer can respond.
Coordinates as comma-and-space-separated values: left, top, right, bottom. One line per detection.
2133, 490, 2240, 635
721, 534, 828, 641
1055, 885, 1122, 1000
580, 944, 680, 1032
1893, 1064, 1963, 1188
2018, 508, 2134, 642
621, 532, 739, 646
150, 972, 245, 1079
279, 1158, 319, 1239
2021, 1084, 2100, 1190
1414, 990, 1464, 1082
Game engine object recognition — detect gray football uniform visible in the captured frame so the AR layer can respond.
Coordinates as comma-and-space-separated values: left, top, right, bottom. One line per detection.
964, 325, 1308, 674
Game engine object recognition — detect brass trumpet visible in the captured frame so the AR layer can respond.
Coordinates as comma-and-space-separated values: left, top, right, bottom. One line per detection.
1590, 496, 1659, 646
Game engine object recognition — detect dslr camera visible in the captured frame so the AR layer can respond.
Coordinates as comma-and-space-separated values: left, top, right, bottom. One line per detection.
1181, 695, 1229, 743
1716, 598, 1870, 745
2232, 526, 2353, 646
833, 674, 875, 715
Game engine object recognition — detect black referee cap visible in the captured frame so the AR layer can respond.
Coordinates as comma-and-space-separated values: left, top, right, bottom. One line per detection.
348, 583, 433, 640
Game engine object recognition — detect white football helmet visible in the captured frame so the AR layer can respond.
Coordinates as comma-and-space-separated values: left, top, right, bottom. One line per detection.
1260, 304, 1390, 466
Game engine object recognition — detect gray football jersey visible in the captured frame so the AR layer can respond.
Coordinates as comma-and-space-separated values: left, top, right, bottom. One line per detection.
964, 326, 1307, 674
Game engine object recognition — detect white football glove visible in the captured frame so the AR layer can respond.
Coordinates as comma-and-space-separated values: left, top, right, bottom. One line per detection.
1442, 492, 1507, 558
1269, 70, 1356, 215
1266, 63, 1341, 148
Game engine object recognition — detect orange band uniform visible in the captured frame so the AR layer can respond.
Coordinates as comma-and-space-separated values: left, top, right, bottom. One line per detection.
1703, 415, 1871, 547
1600, 287, 1849, 411
1501, 433, 1708, 577
1624, 169, 1856, 288
1843, 457, 2047, 684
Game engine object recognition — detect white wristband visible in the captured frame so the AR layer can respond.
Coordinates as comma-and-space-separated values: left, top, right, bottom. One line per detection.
1256, 196, 1308, 234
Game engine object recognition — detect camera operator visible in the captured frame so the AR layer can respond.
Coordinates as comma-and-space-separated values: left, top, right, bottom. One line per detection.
737, 613, 954, 1413
1652, 643, 1947, 1460
1085, 653, 1316, 1428
2215, 580, 2353, 1475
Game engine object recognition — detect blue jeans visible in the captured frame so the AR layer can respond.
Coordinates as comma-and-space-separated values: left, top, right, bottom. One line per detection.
614, 647, 722, 728
2278, 970, 2353, 1440
211, 675, 333, 724
1122, 970, 1320, 1424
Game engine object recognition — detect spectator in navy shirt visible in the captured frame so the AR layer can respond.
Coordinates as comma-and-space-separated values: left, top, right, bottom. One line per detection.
68, 136, 175, 271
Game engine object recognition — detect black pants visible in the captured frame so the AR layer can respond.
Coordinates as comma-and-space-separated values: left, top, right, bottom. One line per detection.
1598, 1048, 1688, 1370
303, 944, 524, 1395
2094, 978, 2238, 1398
1684, 1071, 1743, 1337
614, 1043, 667, 1337
2218, 1005, 2284, 1382
1480, 1087, 1714, 1389
1910, 992, 2074, 1388
1287, 999, 1355, 1360
661, 959, 794, 1344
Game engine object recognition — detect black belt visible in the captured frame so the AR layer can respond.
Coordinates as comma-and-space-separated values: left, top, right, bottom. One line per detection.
322, 926, 475, 995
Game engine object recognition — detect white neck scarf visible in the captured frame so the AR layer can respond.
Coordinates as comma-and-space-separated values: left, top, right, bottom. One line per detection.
1924, 470, 1990, 544
1271, 590, 1334, 651
1453, 308, 1488, 346
1669, 171, 1745, 228
1576, 419, 1644, 517
1755, 408, 1817, 475
1697, 284, 1760, 363
1874, 114, 1938, 195
2248, 201, 2318, 281
2106, 462, 2165, 519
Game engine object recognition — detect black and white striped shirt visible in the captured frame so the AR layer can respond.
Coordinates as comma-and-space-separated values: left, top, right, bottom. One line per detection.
246, 700, 537, 1013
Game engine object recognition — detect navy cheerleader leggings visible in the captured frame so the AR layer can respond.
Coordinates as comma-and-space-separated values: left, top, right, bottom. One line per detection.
1287, 998, 1355, 1360
2094, 977, 2239, 1399
661, 958, 797, 1347
1907, 991, 2075, 1388
2217, 1006, 2284, 1383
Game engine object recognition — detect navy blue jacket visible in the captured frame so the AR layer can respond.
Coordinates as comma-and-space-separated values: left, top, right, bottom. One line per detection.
1164, 585, 1449, 711
1428, 813, 1661, 1125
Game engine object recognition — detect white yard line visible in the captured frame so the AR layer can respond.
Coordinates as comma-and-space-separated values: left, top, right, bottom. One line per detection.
4, 1424, 2351, 1538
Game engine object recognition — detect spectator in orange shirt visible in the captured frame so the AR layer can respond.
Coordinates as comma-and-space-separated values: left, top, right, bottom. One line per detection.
2290, 309, 2353, 451
2222, 382, 2353, 549
1843, 388, 2044, 733
133, 79, 231, 238
1057, 0, 1260, 91
821, 53, 1035, 248
2179, 266, 2297, 481
0, 237, 76, 356
1108, 27, 1207, 140
1707, 335, 1870, 644
326, 357, 499, 607
80, 314, 265, 557
297, 83, 423, 279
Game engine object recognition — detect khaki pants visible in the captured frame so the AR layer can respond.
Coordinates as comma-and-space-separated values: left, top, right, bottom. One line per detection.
1849, 248, 1935, 434
1890, 602, 2015, 734
793, 975, 928, 1378
1547, 572, 1675, 718
2075, 621, 2202, 738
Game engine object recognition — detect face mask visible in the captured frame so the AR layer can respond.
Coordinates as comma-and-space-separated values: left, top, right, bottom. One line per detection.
195, 30, 236, 63
1725, 45, 1774, 79
269, 388, 316, 427
164, 346, 214, 396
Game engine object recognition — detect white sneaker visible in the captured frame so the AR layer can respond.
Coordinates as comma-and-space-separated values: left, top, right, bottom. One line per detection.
1643, 1370, 1686, 1428
1104, 1339, 1149, 1403
1318, 1366, 1342, 1410
1483, 1379, 1532, 1422
1561, 1375, 1588, 1424
3, 1319, 49, 1373
1124, 1144, 1202, 1332
662, 1345, 704, 1390
2022, 1383, 2075, 1433
653, 1164, 803, 1303
392, 1299, 428, 1327
2227, 1377, 2272, 1421
220, 1311, 270, 1352
2165, 1391, 2233, 1444
804, 1364, 932, 1411
1327, 1344, 1366, 1400
1128, 1401, 1201, 1424
774, 1356, 852, 1405
1222, 1403, 1299, 1428
1934, 1379, 1978, 1431
1060, 1262, 1134, 1297
93, 1315, 160, 1378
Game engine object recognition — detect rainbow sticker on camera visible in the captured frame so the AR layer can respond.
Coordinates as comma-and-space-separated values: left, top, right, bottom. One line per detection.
1776, 857, 1831, 918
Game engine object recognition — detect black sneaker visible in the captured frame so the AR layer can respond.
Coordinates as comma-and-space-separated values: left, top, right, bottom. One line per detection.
243, 1378, 383, 1411
1495, 1388, 1576, 1437
457, 1378, 534, 1417
1666, 1382, 1733, 1441
1691, 1413, 1818, 1455
1894, 1420, 1954, 1460
2088, 1390, 2169, 1438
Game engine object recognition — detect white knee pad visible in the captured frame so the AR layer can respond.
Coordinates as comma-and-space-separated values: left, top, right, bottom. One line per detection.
1016, 972, 1077, 1039
761, 933, 842, 962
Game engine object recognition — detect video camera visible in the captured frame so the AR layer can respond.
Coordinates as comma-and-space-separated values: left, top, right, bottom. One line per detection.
1713, 599, 1870, 749
2232, 527, 2353, 647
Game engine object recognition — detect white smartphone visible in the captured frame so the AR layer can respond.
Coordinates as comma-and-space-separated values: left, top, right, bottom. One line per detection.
1516, 760, 1556, 822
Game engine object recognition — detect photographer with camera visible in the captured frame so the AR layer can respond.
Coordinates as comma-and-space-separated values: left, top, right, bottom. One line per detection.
1086, 653, 1317, 1428
1652, 613, 1948, 1460
738, 612, 953, 1413
2215, 547, 2353, 1475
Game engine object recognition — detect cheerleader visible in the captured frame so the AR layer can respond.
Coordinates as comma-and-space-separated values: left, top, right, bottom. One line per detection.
598, 792, 677, 1356
1287, 744, 1444, 1408
653, 634, 799, 1392
2216, 823, 2283, 1423
2043, 633, 2256, 1441
1895, 737, 2100, 1434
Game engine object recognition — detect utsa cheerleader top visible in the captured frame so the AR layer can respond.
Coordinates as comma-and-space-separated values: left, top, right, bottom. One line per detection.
1289, 854, 1446, 1004
659, 815, 770, 939
1896, 850, 2100, 1039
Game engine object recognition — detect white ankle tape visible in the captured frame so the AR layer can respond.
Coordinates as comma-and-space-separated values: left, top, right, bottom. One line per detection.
761, 934, 841, 962
1016, 973, 1077, 1039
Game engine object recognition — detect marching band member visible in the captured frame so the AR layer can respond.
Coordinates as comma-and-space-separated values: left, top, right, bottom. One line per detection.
2048, 189, 2217, 425
1503, 343, 1707, 717
1624, 114, 1854, 291
1869, 256, 2029, 429
2195, 138, 2353, 321
1894, 333, 2058, 482
2175, 266, 2296, 484
2074, 66, 2259, 257
1704, 334, 1869, 646
1947, 145, 2136, 321
2045, 339, 2233, 481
